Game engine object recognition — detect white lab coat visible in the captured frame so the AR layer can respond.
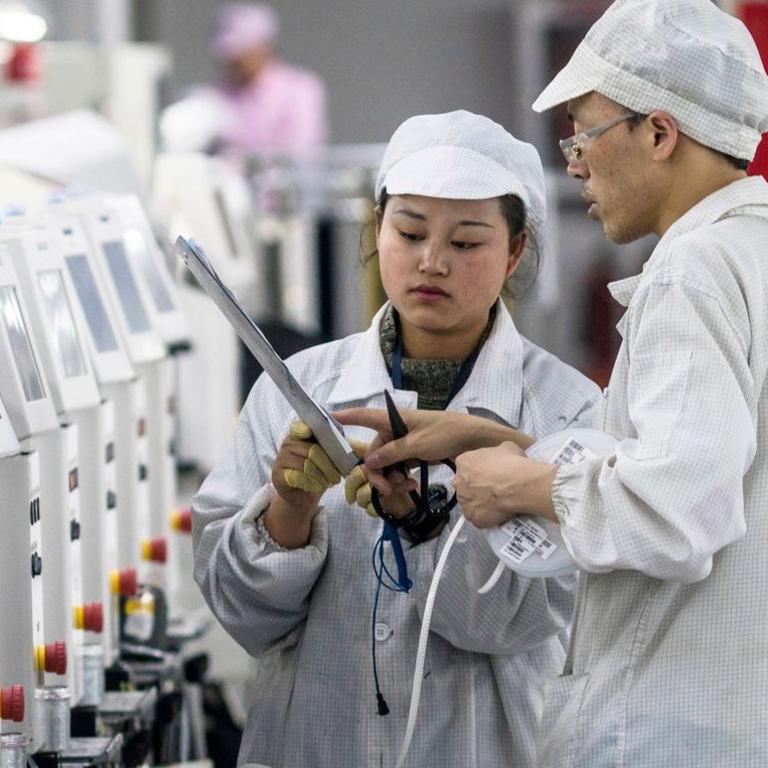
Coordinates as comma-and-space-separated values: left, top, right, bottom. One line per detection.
193, 300, 601, 767
544, 177, 768, 767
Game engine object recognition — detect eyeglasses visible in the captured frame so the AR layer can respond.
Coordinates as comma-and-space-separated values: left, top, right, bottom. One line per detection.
559, 113, 644, 164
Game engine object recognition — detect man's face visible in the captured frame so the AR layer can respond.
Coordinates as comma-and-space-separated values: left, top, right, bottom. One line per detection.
565, 92, 660, 244
226, 44, 273, 88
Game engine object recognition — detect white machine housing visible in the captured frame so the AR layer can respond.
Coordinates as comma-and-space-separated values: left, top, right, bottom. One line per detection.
152, 152, 256, 297
106, 194, 192, 599
4, 223, 117, 671
107, 194, 189, 348
1, 226, 100, 413
77, 204, 165, 367
0, 233, 84, 699
0, 243, 58, 439
34, 424, 82, 698
0, 441, 44, 751
48, 213, 149, 579
76, 202, 175, 590
152, 153, 251, 474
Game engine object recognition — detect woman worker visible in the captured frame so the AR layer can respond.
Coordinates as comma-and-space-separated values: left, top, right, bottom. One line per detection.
191, 110, 601, 768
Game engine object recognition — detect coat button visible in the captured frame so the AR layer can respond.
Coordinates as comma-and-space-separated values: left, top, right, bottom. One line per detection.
374, 623, 392, 642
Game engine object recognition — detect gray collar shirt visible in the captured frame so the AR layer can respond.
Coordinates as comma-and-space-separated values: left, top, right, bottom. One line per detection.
546, 176, 768, 768
192, 301, 601, 768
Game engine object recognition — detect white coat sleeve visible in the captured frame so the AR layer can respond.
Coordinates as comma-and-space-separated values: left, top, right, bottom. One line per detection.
191, 375, 329, 657
553, 277, 756, 583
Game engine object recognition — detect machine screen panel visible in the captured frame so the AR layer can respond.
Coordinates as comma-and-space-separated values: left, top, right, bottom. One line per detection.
124, 229, 175, 314
0, 285, 46, 401
37, 269, 88, 379
65, 254, 119, 354
102, 240, 151, 334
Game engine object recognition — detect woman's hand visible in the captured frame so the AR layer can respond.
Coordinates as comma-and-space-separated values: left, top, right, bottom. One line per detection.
454, 442, 558, 528
265, 421, 354, 548
272, 420, 341, 509
344, 464, 417, 519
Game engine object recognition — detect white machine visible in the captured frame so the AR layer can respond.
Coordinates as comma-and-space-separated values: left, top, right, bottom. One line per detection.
106, 194, 192, 606
74, 202, 173, 593
3, 221, 114, 695
0, 250, 70, 749
45, 213, 144, 603
0, 392, 38, 755
107, 194, 188, 347
152, 152, 254, 474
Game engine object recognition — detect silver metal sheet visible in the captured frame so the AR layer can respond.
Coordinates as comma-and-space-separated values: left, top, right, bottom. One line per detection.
175, 236, 360, 476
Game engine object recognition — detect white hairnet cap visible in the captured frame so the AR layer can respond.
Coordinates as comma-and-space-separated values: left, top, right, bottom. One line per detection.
211, 3, 279, 59
375, 110, 547, 257
532, 0, 768, 161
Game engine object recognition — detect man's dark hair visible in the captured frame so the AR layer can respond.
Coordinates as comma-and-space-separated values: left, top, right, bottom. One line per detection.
718, 153, 750, 171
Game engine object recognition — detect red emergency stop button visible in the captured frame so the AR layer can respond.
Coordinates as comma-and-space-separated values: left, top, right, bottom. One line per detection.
0, 685, 24, 722
35, 641, 67, 675
109, 568, 138, 597
170, 508, 193, 534
73, 602, 104, 633
141, 537, 167, 564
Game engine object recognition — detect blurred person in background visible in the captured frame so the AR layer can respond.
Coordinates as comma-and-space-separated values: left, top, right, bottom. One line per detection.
161, 2, 327, 157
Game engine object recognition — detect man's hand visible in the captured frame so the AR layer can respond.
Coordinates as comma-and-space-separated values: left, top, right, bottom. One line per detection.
334, 407, 532, 494
454, 442, 559, 528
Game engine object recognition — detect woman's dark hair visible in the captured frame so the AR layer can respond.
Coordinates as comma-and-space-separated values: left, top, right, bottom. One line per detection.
360, 189, 540, 297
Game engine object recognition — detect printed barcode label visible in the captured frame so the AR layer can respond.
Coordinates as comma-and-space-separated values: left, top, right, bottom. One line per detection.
501, 518, 558, 562
535, 538, 556, 560
502, 538, 532, 563
551, 438, 599, 466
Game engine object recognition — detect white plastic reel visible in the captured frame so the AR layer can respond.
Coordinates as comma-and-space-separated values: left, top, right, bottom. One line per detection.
484, 427, 617, 579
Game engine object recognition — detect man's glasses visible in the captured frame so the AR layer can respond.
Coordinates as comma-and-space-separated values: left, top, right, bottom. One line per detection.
559, 113, 644, 164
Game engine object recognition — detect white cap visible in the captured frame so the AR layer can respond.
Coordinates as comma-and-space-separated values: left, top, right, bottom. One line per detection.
533, 0, 768, 161
211, 3, 280, 59
375, 111, 547, 257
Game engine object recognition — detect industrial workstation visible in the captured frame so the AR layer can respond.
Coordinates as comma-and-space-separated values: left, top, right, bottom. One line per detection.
0, 2, 766, 767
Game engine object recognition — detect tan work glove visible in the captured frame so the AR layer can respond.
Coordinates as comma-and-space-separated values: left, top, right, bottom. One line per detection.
282, 420, 343, 493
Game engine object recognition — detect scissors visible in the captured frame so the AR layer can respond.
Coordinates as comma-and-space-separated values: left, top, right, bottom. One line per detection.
369, 390, 458, 540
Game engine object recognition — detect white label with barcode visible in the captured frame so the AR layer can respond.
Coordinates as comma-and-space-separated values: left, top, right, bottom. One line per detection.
550, 437, 599, 466
501, 517, 557, 562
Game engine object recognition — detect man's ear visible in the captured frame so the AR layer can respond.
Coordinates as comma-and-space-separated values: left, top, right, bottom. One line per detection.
647, 111, 678, 162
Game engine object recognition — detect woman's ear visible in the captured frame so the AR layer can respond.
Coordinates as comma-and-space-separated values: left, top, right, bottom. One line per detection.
505, 231, 527, 279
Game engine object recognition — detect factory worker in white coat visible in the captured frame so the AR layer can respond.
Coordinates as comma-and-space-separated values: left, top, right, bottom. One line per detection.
339, 3, 768, 767
191, 110, 601, 768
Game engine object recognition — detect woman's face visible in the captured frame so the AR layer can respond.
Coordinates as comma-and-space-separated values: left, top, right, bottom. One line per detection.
376, 194, 523, 342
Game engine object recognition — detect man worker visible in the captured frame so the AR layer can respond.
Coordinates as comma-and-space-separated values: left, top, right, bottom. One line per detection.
210, 2, 327, 156
160, 4, 327, 157
336, 1, 768, 765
